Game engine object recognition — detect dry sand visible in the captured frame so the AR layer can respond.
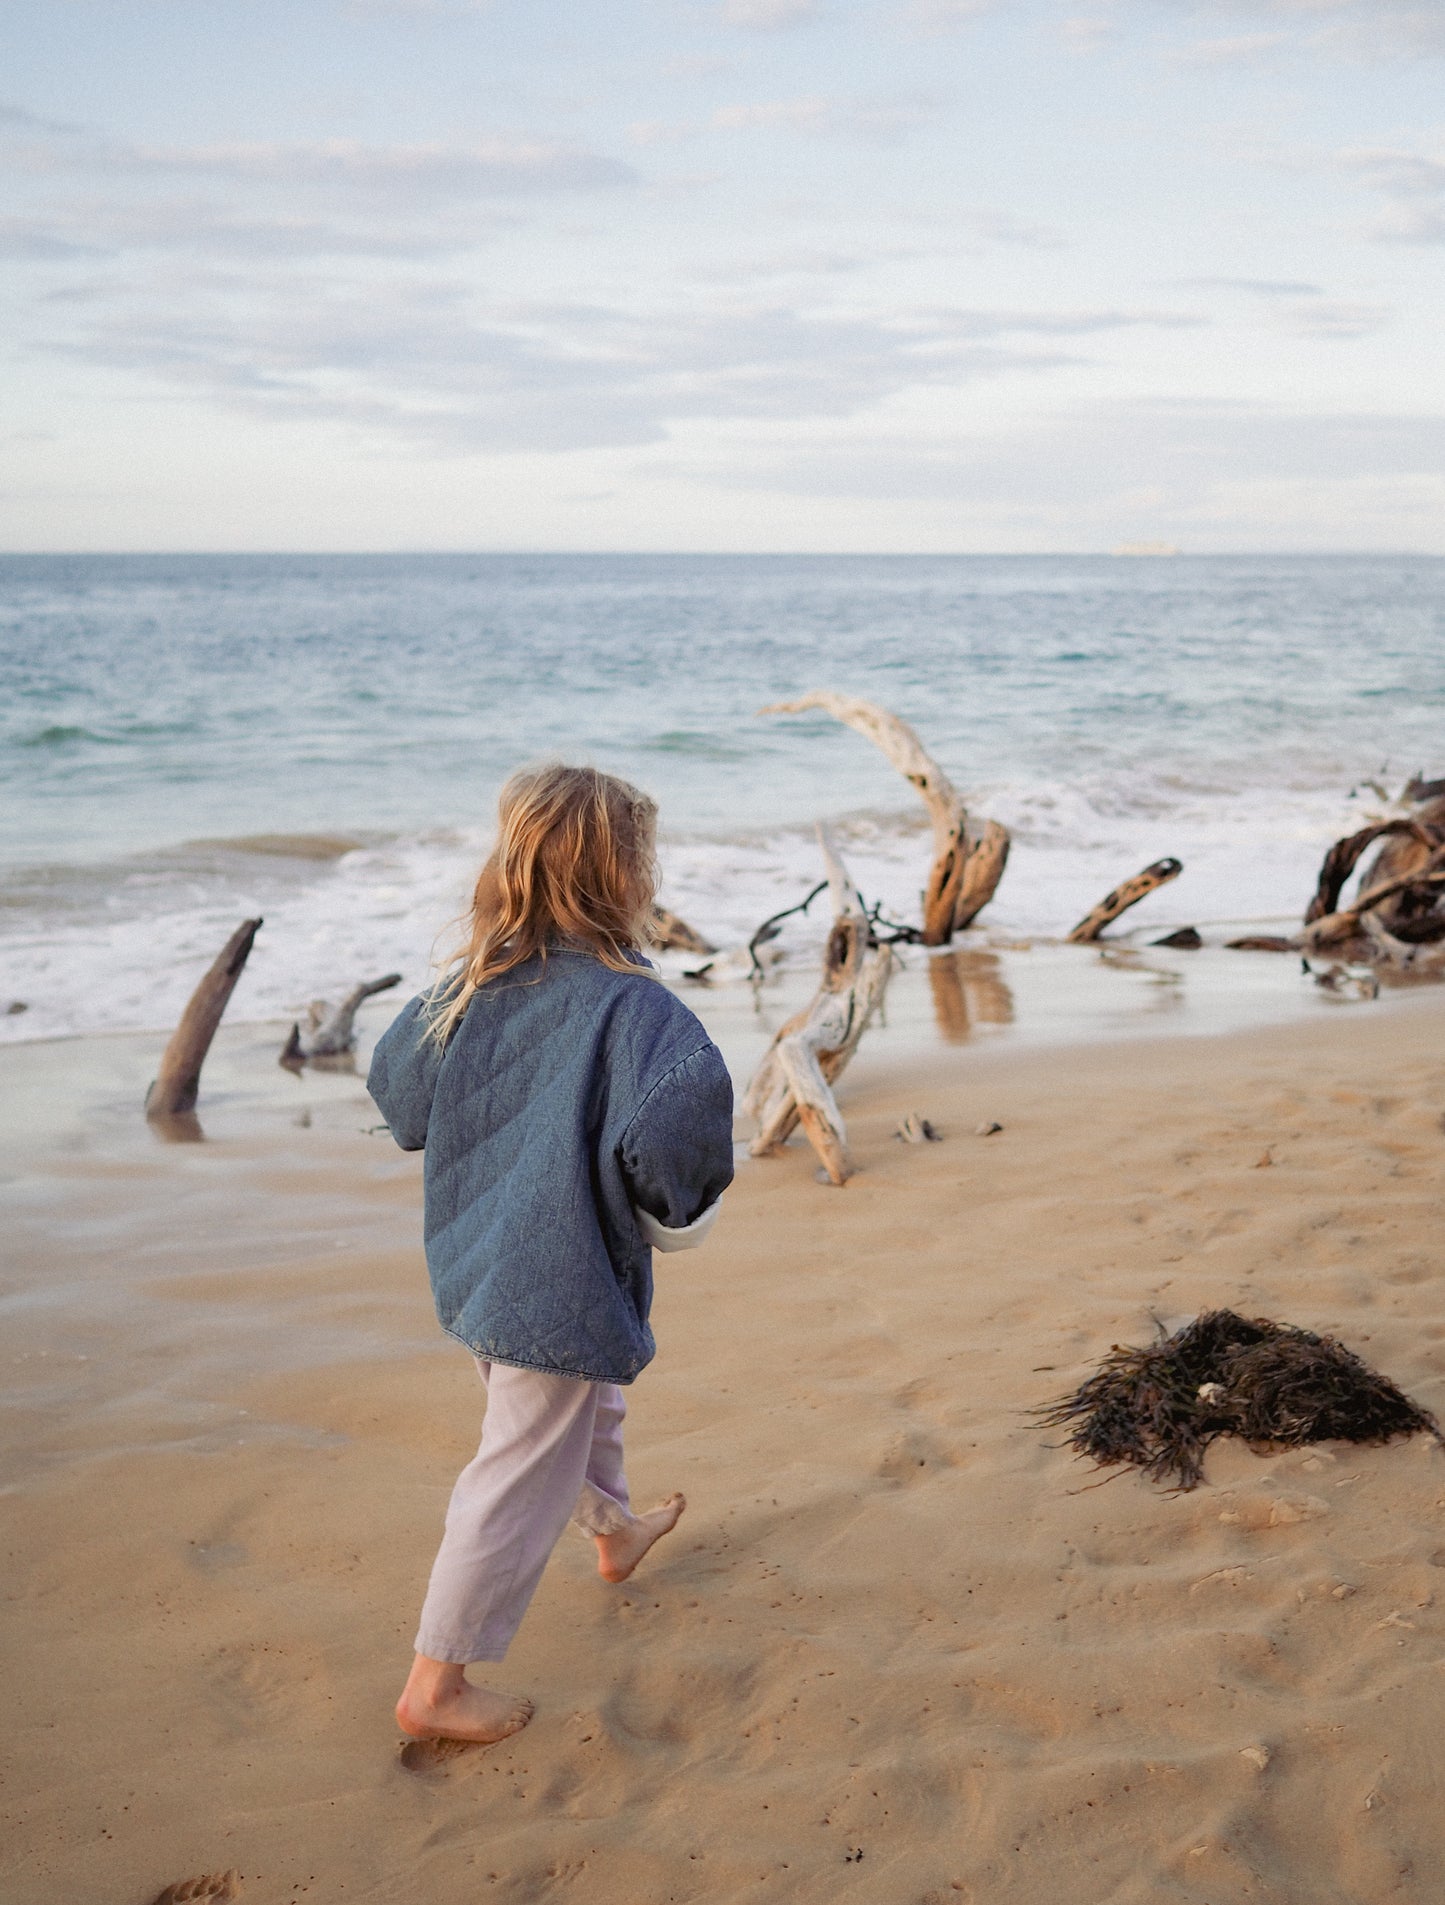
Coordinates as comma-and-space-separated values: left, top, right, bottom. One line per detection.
5, 994, 1445, 1904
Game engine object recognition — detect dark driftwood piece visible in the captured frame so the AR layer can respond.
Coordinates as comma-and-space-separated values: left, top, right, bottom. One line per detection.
759, 692, 1009, 944
648, 906, 716, 956
743, 831, 893, 1185
1066, 858, 1183, 944
1225, 935, 1297, 953
280, 972, 402, 1068
146, 918, 262, 1122
1152, 926, 1202, 949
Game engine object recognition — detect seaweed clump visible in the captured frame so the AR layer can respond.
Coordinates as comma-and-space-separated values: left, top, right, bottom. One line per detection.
1040, 1309, 1440, 1492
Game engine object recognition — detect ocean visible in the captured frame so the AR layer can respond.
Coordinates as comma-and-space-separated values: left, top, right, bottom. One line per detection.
2, 552, 1442, 1047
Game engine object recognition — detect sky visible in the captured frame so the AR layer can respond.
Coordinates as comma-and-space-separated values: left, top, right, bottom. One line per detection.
2, 0, 1443, 552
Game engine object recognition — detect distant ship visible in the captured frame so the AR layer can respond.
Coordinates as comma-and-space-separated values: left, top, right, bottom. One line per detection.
1111, 541, 1180, 557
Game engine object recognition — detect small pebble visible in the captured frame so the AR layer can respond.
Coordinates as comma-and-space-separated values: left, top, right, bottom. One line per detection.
975, 1121, 1003, 1137
895, 1113, 941, 1144
5, 1000, 27, 1015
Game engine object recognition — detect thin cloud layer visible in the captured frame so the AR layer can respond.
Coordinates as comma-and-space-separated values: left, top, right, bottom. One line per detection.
1, 0, 1440, 550
42, 274, 1202, 453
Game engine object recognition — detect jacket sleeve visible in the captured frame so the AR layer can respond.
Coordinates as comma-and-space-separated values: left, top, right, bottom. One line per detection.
618, 1040, 735, 1232
365, 993, 444, 1152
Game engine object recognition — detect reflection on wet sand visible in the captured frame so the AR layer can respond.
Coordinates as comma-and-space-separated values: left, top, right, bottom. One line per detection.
927, 949, 1016, 1043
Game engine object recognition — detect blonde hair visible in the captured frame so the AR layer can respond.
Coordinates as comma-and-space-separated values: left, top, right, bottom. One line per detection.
427, 763, 658, 1046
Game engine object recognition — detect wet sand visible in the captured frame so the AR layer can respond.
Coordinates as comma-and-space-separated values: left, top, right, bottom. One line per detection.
4, 985, 1445, 1904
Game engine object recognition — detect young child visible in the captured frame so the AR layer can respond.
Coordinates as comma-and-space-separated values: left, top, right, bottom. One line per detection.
367, 764, 734, 1746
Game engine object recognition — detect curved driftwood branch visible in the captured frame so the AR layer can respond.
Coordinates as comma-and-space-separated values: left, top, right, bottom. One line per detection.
758, 692, 1009, 944
1304, 820, 1434, 925
1066, 859, 1183, 944
743, 828, 893, 1185
1303, 857, 1445, 951
146, 918, 262, 1121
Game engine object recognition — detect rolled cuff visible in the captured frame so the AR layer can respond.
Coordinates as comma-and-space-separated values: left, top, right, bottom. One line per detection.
636, 1196, 722, 1253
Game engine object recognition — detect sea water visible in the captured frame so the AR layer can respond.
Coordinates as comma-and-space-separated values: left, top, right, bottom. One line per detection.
2, 552, 1442, 1046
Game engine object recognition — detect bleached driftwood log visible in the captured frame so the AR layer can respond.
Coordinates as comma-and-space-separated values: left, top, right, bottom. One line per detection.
280, 972, 402, 1068
146, 918, 262, 1124
1066, 858, 1183, 944
758, 693, 1009, 943
743, 830, 893, 1185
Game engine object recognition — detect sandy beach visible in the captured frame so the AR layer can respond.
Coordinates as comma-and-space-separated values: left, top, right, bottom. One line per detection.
5, 988, 1445, 1905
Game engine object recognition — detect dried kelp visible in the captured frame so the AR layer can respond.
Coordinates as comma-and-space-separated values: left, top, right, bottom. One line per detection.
1040, 1309, 1440, 1491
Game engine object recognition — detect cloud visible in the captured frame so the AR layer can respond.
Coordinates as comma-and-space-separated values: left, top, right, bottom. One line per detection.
718, 0, 821, 26
1178, 276, 1327, 296
119, 137, 637, 198
1059, 15, 1119, 50
33, 281, 1203, 455
1278, 298, 1390, 338
661, 399, 1445, 547
903, 0, 997, 32
1167, 31, 1289, 63
1, 113, 639, 200
1142, 0, 1445, 60
630, 91, 936, 147
1339, 145, 1445, 244
0, 199, 510, 264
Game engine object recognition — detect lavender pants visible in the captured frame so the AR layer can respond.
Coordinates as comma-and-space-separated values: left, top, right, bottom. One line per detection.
413, 1358, 638, 1665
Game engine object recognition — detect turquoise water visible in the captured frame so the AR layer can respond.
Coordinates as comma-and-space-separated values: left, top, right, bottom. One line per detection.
2, 552, 1442, 1041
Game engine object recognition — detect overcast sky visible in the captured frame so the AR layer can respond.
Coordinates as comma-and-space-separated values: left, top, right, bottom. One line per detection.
3, 0, 1443, 552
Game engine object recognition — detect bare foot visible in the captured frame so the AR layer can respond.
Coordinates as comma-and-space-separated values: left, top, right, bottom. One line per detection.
594, 1493, 686, 1584
396, 1659, 533, 1745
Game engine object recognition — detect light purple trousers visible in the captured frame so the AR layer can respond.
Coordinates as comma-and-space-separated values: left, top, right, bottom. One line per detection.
414, 1358, 638, 1665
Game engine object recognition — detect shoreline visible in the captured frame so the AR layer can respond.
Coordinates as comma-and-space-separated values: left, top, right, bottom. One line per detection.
2, 934, 1431, 1166
6, 990, 1445, 1902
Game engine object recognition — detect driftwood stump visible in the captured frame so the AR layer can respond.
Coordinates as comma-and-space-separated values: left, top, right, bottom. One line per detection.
1066, 858, 1183, 943
146, 919, 262, 1127
280, 972, 402, 1068
743, 830, 893, 1185
759, 693, 1009, 943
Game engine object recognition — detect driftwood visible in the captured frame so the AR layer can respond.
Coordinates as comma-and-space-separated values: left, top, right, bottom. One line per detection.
146, 919, 262, 1124
743, 830, 893, 1185
1299, 787, 1445, 968
758, 693, 1009, 943
648, 906, 716, 956
1066, 858, 1182, 944
280, 972, 401, 1069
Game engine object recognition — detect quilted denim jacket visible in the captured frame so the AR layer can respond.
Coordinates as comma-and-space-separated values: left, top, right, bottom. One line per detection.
367, 951, 735, 1384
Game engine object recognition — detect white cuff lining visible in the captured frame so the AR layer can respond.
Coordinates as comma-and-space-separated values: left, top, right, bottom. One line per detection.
636, 1196, 722, 1253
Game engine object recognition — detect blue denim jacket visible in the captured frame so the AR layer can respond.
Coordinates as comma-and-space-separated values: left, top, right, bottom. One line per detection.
367, 951, 735, 1384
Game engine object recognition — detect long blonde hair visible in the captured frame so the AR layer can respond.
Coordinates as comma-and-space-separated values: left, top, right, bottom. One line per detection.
427, 763, 659, 1045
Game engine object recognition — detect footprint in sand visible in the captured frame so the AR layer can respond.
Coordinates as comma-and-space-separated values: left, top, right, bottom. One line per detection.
149, 1875, 240, 1905
397, 1734, 484, 1773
